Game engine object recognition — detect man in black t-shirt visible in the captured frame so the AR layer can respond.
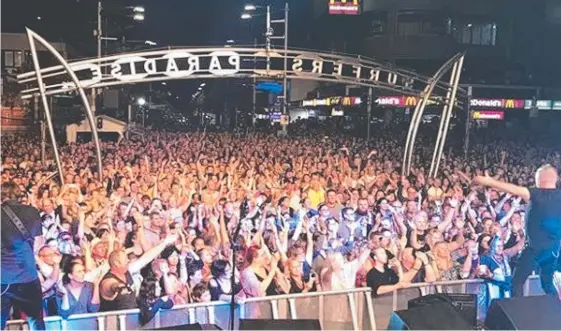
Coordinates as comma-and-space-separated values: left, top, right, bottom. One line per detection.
1, 182, 45, 330
366, 248, 407, 296
473, 165, 561, 298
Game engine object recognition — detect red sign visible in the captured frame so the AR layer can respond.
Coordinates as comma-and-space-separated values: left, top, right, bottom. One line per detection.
1, 107, 29, 127
472, 110, 504, 120
329, 0, 360, 15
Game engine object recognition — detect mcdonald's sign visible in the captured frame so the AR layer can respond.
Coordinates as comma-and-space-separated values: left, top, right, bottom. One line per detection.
404, 96, 418, 107
472, 110, 504, 120
503, 99, 524, 109
329, 0, 360, 15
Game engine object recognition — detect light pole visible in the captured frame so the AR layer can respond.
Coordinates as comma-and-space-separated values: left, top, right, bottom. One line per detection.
242, 2, 289, 133
94, 2, 144, 113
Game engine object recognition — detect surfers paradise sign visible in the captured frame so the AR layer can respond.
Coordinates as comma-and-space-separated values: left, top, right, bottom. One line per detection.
18, 47, 454, 99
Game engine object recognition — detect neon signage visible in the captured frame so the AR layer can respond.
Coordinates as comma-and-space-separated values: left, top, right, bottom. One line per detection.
302, 96, 361, 107
470, 99, 524, 109
472, 111, 504, 120
329, 0, 360, 15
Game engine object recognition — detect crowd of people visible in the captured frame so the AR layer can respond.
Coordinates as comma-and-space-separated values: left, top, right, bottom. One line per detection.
1, 124, 560, 327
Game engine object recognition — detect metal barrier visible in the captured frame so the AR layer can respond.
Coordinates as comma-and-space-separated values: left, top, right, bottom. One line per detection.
6, 276, 544, 331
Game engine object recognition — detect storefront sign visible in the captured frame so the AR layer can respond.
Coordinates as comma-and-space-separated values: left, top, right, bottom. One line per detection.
472, 111, 504, 120
552, 101, 561, 110
329, 0, 360, 15
470, 98, 524, 109
524, 99, 553, 110
302, 96, 361, 107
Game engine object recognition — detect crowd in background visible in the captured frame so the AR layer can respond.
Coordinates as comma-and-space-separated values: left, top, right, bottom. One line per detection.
1, 124, 561, 325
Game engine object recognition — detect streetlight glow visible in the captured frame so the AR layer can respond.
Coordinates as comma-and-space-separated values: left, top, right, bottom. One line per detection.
133, 6, 145, 13
241, 12, 252, 20
200, 83, 206, 87
133, 13, 145, 21
226, 39, 235, 44
244, 4, 257, 11
145, 40, 157, 46
137, 97, 146, 106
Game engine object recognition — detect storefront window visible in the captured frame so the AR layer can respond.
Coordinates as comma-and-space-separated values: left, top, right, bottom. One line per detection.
370, 11, 388, 34
3, 51, 14, 67
396, 11, 447, 36
454, 22, 497, 46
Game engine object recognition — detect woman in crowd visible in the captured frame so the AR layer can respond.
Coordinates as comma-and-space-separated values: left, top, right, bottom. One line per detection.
209, 259, 242, 301
57, 261, 102, 318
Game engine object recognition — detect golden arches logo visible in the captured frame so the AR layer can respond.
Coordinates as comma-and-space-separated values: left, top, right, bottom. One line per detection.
330, 0, 359, 5
473, 111, 481, 119
504, 99, 515, 108
405, 96, 417, 107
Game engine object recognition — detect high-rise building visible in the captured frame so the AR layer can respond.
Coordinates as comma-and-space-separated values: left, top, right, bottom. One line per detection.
310, 0, 560, 86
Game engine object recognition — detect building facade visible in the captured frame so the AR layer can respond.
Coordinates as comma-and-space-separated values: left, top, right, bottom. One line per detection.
311, 0, 560, 87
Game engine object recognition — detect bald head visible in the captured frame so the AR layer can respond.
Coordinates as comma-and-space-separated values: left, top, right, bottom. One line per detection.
535, 165, 558, 189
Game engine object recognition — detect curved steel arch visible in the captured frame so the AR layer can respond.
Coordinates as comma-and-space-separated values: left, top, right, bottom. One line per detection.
20, 29, 467, 182
401, 52, 466, 177
18, 43, 465, 101
25, 28, 103, 184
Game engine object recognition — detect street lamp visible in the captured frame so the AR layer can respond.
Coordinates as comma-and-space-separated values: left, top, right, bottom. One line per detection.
133, 13, 145, 21
133, 6, 145, 13
239, 2, 289, 133
137, 97, 146, 106
200, 83, 206, 87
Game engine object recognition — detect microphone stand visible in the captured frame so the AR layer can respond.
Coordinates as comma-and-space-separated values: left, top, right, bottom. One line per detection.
229, 199, 249, 331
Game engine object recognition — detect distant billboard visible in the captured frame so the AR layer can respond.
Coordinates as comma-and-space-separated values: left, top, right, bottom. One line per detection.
329, 0, 360, 15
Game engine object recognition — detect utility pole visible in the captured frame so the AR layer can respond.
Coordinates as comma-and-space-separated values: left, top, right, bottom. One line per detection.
463, 85, 472, 158
93, 1, 102, 115
265, 2, 289, 133
367, 87, 373, 141
252, 37, 257, 128
282, 2, 289, 134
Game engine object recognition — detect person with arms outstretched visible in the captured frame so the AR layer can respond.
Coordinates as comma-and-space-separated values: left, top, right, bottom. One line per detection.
472, 165, 561, 298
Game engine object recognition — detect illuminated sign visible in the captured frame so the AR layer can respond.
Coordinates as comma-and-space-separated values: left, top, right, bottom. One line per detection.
377, 96, 402, 106
331, 109, 344, 116
469, 98, 524, 109
1, 107, 29, 127
302, 96, 361, 107
404, 96, 417, 107
376, 95, 447, 107
472, 111, 504, 120
523, 99, 559, 110
329, 0, 360, 15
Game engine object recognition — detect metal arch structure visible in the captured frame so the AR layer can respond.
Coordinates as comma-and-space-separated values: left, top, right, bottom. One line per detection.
19, 28, 467, 182
25, 28, 103, 185
401, 52, 466, 177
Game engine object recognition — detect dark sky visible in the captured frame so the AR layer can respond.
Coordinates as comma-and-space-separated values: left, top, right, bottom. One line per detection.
2, 0, 312, 54
1, 0, 312, 107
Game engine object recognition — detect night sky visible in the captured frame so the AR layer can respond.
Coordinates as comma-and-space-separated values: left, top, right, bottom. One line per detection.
2, 0, 311, 53
2, 0, 312, 105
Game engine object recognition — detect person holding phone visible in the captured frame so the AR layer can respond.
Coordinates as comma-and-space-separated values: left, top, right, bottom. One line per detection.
287, 258, 320, 293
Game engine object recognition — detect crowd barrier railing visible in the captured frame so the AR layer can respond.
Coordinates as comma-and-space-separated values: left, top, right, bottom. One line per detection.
6, 276, 544, 331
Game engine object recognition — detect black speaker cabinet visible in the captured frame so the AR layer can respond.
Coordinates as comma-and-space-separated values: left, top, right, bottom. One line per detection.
484, 295, 561, 330
387, 302, 474, 330
239, 319, 321, 330
408, 293, 477, 326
